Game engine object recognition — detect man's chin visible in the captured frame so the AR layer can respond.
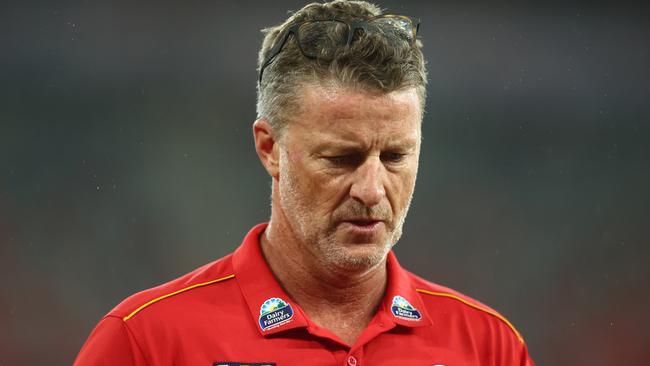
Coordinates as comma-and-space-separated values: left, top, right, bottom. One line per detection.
324, 240, 391, 272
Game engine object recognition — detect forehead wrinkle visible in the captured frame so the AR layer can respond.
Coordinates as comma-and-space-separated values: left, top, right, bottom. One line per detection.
313, 104, 417, 136
300, 82, 419, 118
289, 84, 421, 149
317, 96, 414, 128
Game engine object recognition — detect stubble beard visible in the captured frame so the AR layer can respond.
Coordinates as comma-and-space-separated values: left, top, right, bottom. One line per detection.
278, 164, 414, 273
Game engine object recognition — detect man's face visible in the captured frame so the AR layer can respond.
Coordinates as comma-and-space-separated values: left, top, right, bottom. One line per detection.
275, 84, 422, 272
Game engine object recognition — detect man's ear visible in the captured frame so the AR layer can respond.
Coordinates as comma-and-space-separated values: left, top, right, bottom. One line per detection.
253, 118, 280, 180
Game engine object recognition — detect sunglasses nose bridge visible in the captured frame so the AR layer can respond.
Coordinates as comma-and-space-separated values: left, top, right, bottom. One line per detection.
346, 24, 355, 45
348, 23, 372, 45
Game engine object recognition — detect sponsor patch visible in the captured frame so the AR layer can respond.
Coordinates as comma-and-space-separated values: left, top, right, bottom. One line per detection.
391, 295, 422, 321
258, 297, 294, 331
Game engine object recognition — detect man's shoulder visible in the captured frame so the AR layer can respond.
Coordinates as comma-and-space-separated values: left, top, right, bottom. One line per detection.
407, 271, 525, 343
106, 252, 237, 321
408, 272, 494, 312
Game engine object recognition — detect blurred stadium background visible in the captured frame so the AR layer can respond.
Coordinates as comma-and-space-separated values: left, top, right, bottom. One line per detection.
1, 0, 648, 364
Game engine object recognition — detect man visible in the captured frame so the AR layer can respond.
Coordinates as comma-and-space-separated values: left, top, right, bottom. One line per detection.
76, 1, 534, 365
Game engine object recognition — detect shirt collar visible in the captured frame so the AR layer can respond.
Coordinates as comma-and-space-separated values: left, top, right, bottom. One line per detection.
232, 223, 309, 336
380, 250, 433, 328
232, 223, 431, 337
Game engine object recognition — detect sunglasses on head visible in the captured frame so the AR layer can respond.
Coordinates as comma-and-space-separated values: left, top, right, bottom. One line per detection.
258, 14, 420, 84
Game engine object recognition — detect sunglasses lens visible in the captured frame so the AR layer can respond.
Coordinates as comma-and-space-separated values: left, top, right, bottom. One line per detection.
298, 21, 350, 59
370, 16, 415, 43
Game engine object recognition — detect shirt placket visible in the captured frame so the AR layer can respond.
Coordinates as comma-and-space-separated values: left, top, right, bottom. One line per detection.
344, 346, 363, 366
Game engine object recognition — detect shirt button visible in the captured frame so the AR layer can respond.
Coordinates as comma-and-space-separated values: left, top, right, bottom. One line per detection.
347, 356, 358, 366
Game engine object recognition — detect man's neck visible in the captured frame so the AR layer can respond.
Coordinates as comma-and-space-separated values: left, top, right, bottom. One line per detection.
260, 220, 388, 346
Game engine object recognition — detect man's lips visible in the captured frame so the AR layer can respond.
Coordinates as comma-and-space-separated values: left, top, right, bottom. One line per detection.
346, 219, 381, 227
340, 219, 386, 231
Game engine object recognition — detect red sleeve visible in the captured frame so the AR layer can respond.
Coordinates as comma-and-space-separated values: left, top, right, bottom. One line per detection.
517, 342, 535, 366
74, 315, 148, 366
494, 318, 535, 366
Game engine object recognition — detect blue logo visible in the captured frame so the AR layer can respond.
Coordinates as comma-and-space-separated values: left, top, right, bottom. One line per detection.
391, 295, 422, 321
259, 297, 294, 331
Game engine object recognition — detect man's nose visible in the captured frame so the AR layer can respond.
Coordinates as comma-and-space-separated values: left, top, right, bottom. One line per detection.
349, 156, 386, 207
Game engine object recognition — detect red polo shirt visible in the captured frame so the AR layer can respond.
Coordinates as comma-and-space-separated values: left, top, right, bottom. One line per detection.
75, 223, 534, 365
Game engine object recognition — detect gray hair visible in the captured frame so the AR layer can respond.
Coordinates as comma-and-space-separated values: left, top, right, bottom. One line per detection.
256, 0, 427, 138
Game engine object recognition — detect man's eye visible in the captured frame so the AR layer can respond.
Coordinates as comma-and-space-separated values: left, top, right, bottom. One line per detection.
325, 155, 361, 166
380, 152, 406, 163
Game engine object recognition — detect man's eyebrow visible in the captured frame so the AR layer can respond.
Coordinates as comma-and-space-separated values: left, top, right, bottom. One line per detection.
385, 139, 419, 150
314, 141, 363, 151
312, 138, 418, 152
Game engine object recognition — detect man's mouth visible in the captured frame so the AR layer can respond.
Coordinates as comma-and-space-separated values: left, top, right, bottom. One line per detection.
341, 219, 384, 232
347, 219, 380, 227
